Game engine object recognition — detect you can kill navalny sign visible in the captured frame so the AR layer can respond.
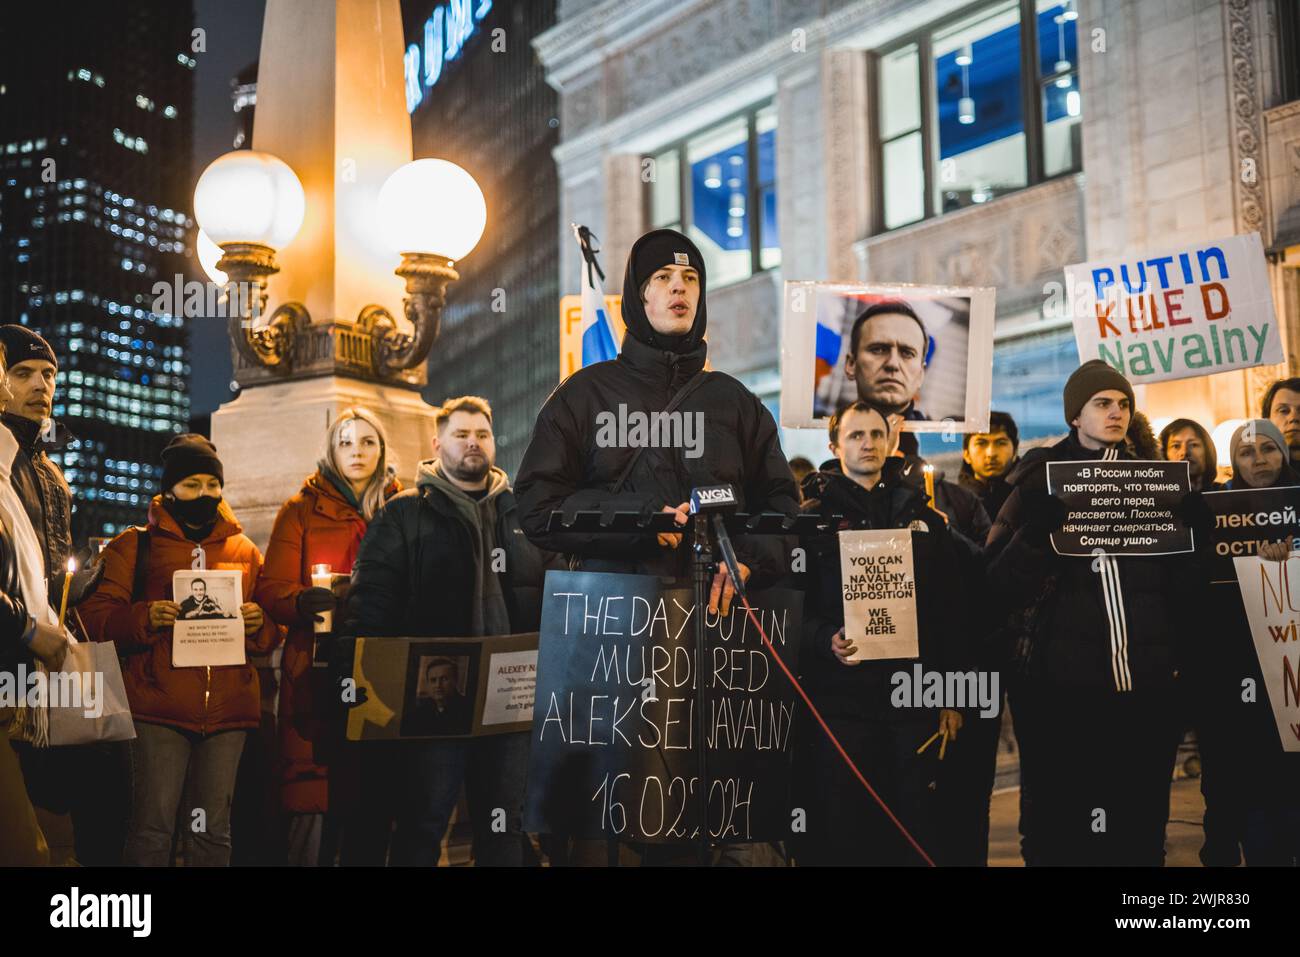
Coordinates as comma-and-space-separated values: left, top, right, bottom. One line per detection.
1065, 232, 1281, 385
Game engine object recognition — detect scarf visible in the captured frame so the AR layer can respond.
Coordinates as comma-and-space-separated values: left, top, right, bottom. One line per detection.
0, 422, 62, 746
417, 459, 511, 637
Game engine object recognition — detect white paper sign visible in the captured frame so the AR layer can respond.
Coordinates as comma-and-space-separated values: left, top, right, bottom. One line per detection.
171, 569, 246, 668
1065, 232, 1281, 385
1232, 554, 1300, 752
481, 649, 537, 726
838, 529, 919, 661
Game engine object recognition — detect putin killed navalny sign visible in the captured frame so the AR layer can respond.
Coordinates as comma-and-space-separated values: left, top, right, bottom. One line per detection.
1065, 232, 1280, 385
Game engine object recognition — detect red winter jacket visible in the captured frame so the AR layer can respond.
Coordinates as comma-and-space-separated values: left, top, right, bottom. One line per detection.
256, 471, 397, 814
80, 496, 282, 734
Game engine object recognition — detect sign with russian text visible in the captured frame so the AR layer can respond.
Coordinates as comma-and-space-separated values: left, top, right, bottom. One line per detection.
1046, 460, 1193, 556
1233, 555, 1300, 751
523, 571, 803, 843
1065, 232, 1281, 384
1204, 487, 1300, 583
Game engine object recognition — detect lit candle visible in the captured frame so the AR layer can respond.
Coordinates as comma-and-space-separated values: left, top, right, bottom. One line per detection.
923, 464, 936, 509
311, 563, 333, 634
58, 556, 76, 629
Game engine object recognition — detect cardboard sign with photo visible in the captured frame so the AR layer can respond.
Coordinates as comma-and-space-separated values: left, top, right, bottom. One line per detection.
172, 569, 245, 668
780, 281, 995, 433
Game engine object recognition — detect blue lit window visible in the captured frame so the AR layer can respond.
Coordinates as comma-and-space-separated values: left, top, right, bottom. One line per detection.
874, 0, 1081, 230
647, 102, 778, 289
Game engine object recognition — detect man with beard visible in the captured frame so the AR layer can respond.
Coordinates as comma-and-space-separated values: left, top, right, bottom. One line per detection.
342, 396, 555, 866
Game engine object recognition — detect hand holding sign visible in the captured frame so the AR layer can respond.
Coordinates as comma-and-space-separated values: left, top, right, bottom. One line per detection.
148, 601, 181, 630
830, 627, 861, 666
1257, 535, 1294, 563
1045, 460, 1193, 556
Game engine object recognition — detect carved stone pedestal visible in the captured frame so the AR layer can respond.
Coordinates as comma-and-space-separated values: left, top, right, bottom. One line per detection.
211, 376, 435, 549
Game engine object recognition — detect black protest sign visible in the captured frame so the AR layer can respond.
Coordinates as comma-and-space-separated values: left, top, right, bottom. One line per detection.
1046, 460, 1193, 556
1203, 486, 1300, 583
523, 570, 803, 844
332, 633, 538, 740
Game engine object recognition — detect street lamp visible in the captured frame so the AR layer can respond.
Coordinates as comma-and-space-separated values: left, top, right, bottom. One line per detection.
193, 151, 485, 381
370, 158, 487, 377
194, 150, 306, 370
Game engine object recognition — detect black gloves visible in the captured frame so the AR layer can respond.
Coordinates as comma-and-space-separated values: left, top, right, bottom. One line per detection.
1021, 489, 1069, 541
1174, 490, 1215, 532
296, 586, 336, 625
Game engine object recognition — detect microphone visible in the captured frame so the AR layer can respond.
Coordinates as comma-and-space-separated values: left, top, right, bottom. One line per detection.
689, 485, 747, 600
689, 484, 738, 515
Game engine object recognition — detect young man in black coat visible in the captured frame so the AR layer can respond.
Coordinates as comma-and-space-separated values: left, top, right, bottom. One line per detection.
515, 228, 798, 613
342, 396, 556, 866
984, 360, 1202, 866
794, 401, 968, 865
958, 410, 1020, 522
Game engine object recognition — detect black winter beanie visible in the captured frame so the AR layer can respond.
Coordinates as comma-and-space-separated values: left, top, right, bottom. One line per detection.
620, 228, 707, 353
161, 433, 224, 491
1063, 359, 1135, 426
0, 324, 57, 369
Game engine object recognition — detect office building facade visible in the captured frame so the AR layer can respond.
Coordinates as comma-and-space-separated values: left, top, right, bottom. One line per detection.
536, 0, 1300, 461
0, 0, 195, 538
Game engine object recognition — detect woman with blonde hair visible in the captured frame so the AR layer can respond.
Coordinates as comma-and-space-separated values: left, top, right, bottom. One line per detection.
256, 407, 399, 865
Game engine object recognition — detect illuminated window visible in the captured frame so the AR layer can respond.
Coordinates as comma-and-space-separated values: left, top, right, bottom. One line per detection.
874, 0, 1081, 230
646, 102, 779, 289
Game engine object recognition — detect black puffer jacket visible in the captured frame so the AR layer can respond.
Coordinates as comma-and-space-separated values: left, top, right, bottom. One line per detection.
343, 473, 556, 638
2, 412, 72, 585
1187, 474, 1300, 830
515, 231, 797, 584
797, 461, 972, 717
957, 463, 1015, 526
985, 430, 1202, 692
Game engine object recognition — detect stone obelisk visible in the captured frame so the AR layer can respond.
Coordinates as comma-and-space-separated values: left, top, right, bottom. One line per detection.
211, 0, 436, 548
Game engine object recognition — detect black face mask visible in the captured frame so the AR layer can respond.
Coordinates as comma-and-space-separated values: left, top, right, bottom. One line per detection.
167, 494, 220, 526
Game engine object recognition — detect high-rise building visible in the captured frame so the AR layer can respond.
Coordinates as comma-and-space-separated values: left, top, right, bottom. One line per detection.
0, 0, 195, 540
401, 0, 560, 477
536, 0, 1300, 462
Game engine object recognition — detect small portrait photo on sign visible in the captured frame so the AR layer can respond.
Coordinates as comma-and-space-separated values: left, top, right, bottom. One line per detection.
401, 650, 476, 737
174, 571, 238, 620
171, 569, 244, 669
781, 281, 995, 433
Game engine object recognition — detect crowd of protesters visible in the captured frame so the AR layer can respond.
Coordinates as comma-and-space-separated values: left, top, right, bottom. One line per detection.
1, 226, 1298, 868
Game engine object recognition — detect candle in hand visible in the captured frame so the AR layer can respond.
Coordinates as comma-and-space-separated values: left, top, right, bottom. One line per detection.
58, 556, 76, 629
311, 563, 333, 634
923, 464, 936, 509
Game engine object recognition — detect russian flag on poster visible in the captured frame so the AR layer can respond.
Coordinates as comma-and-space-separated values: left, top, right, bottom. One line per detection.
575, 224, 620, 367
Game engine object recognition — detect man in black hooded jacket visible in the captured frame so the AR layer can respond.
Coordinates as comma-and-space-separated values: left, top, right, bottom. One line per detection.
516, 228, 798, 604
984, 360, 1203, 866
